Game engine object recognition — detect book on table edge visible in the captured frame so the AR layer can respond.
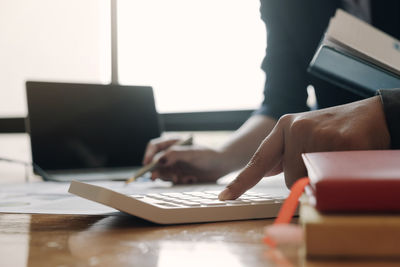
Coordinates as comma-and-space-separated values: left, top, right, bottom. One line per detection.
302, 150, 400, 213
300, 198, 400, 258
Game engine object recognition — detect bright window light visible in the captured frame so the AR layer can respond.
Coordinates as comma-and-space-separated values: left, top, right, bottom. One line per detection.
0, 0, 110, 117
118, 0, 266, 113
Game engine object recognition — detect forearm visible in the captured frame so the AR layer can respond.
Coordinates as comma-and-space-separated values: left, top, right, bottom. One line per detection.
217, 115, 277, 173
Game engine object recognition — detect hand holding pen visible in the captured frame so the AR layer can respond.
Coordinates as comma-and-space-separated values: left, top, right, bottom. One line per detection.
127, 135, 227, 184
125, 136, 193, 184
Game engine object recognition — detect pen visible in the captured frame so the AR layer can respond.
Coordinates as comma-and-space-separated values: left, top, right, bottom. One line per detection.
125, 135, 193, 184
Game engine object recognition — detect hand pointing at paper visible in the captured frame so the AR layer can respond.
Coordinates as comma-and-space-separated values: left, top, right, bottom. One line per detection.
219, 95, 391, 200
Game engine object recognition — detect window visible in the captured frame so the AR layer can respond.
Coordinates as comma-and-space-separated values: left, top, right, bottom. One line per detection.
118, 0, 266, 113
0, 0, 265, 119
0, 0, 110, 117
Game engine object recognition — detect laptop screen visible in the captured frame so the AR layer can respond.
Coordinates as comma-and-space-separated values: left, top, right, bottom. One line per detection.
26, 82, 161, 171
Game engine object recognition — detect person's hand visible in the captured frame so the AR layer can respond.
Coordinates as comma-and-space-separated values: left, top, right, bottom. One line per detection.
142, 137, 228, 184
219, 96, 391, 200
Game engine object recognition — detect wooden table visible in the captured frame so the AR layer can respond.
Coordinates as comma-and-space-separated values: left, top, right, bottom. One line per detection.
1, 213, 297, 267
1, 134, 399, 267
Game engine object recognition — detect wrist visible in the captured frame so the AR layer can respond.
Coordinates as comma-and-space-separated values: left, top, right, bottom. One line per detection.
360, 95, 391, 149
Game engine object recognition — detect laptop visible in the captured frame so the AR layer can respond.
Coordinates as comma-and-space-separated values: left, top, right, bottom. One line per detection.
26, 81, 161, 182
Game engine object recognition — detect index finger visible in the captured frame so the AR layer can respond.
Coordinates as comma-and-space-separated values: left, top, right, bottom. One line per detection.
218, 123, 285, 200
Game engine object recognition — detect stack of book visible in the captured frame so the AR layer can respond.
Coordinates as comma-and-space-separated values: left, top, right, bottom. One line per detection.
308, 9, 400, 98
300, 150, 400, 258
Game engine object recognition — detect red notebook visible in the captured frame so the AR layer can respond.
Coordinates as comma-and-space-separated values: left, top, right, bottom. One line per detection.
302, 150, 400, 213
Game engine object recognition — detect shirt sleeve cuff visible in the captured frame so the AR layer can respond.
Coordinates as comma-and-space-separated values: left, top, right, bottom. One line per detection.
376, 88, 400, 149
